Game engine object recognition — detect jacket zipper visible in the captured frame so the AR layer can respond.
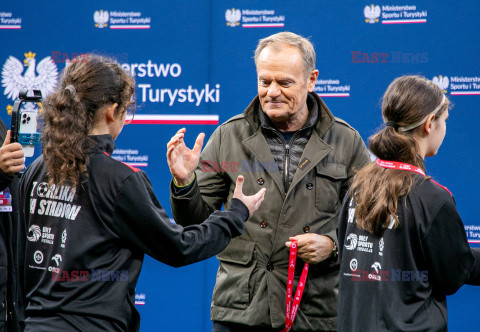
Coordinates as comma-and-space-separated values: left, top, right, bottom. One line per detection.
284, 144, 290, 194
269, 129, 302, 194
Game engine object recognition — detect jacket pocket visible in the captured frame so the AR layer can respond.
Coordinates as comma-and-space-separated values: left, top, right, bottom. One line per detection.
212, 238, 256, 309
315, 163, 347, 213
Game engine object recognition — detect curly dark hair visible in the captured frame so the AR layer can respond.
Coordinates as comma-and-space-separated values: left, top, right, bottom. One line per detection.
42, 54, 135, 187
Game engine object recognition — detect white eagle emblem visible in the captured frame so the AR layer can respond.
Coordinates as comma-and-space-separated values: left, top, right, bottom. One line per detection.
432, 75, 449, 92
94, 10, 109, 28
364, 4, 381, 24
225, 8, 241, 27
2, 52, 58, 103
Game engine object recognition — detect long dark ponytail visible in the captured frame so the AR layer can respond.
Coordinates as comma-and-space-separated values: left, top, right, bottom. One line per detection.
350, 75, 448, 236
42, 55, 135, 187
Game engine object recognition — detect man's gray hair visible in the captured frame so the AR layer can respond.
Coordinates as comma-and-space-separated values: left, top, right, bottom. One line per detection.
254, 32, 316, 75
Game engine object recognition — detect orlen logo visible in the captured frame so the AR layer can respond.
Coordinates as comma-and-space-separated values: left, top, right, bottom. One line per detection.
432, 75, 449, 93
225, 8, 241, 27
364, 4, 381, 23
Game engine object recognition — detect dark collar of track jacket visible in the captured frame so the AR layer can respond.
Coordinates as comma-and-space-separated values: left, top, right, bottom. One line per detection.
170, 92, 370, 331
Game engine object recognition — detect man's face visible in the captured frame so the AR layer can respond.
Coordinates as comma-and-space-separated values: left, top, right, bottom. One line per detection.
256, 45, 318, 125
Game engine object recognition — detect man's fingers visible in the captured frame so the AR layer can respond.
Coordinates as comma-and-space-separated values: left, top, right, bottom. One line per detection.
166, 137, 179, 149
254, 188, 266, 207
1, 143, 24, 161
2, 130, 11, 147
192, 133, 205, 155
233, 175, 244, 197
253, 188, 266, 200
166, 145, 175, 159
6, 147, 24, 159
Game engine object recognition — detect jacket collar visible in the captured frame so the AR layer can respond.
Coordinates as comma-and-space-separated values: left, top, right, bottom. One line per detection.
243, 92, 335, 136
89, 134, 116, 156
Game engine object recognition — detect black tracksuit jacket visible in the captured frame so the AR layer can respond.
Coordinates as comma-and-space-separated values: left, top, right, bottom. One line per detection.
18, 134, 248, 331
0, 119, 24, 332
338, 174, 480, 332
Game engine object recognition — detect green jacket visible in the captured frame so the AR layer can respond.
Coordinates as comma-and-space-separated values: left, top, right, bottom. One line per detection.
171, 93, 370, 331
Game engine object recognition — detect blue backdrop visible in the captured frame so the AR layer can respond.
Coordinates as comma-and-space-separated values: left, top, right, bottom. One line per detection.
1, 1, 479, 331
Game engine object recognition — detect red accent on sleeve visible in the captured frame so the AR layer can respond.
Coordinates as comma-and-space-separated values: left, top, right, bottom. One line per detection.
430, 179, 453, 196
122, 162, 140, 173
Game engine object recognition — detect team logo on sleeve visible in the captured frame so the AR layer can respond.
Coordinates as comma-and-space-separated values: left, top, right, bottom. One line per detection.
345, 233, 358, 250
27, 224, 41, 242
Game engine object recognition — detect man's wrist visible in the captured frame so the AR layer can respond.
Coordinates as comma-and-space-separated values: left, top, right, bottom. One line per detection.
173, 173, 195, 188
324, 235, 338, 258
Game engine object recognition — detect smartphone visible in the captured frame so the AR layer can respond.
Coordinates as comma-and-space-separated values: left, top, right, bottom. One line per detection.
11, 89, 42, 157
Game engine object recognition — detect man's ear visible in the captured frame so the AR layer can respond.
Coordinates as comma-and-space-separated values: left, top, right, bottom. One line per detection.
105, 103, 119, 123
307, 70, 319, 92
422, 113, 436, 135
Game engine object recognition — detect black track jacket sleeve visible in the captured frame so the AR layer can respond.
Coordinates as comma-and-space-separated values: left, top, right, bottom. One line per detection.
423, 196, 476, 295
467, 248, 480, 285
112, 171, 249, 267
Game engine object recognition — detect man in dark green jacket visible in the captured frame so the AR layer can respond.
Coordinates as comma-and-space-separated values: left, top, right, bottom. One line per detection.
167, 32, 370, 331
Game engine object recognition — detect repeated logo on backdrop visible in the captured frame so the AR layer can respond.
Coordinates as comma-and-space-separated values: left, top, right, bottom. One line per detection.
432, 75, 480, 96
315, 78, 351, 97
94, 9, 152, 29
0, 11, 21, 29
465, 225, 480, 244
225, 8, 285, 28
112, 148, 149, 168
364, 4, 428, 24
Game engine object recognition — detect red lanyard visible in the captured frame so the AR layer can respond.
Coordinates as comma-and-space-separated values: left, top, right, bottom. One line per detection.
281, 239, 309, 332
376, 158, 452, 195
376, 159, 425, 176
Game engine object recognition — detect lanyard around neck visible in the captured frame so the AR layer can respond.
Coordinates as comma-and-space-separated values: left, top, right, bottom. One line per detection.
376, 159, 425, 176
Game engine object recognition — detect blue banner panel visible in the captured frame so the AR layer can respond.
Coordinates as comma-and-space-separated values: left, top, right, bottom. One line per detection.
1, 1, 479, 331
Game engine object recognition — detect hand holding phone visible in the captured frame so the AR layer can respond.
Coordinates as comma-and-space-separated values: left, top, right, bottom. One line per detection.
11, 89, 42, 157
